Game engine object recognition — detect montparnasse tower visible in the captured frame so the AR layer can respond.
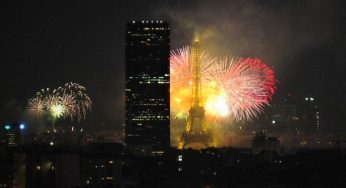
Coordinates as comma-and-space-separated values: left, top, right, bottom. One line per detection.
178, 37, 214, 149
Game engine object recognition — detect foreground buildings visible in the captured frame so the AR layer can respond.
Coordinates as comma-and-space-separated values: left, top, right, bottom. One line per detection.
125, 20, 170, 155
1, 142, 346, 188
1, 115, 346, 187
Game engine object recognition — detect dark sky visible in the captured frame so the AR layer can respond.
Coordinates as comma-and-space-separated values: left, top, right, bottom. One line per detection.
1, 0, 346, 132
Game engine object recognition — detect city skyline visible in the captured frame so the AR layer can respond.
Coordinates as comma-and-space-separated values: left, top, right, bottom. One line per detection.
1, 0, 346, 135
2, 1, 346, 187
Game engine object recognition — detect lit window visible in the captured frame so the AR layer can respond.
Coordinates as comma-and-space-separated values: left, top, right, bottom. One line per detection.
178, 154, 183, 161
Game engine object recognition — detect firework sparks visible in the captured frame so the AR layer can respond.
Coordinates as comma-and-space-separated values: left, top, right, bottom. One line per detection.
170, 47, 276, 121
27, 97, 45, 117
170, 46, 215, 88
59, 93, 76, 119
36, 88, 59, 110
209, 57, 276, 120
50, 103, 64, 119
57, 82, 92, 121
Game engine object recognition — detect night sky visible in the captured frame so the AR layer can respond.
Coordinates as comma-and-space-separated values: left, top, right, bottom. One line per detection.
1, 0, 346, 132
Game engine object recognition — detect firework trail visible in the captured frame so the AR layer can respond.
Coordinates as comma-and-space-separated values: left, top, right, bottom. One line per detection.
170, 47, 276, 121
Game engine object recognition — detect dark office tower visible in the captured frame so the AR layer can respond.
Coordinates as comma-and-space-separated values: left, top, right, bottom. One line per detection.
303, 96, 320, 142
125, 21, 170, 155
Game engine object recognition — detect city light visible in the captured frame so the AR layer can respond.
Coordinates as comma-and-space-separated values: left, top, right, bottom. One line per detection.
19, 123, 25, 130
178, 154, 183, 162
4, 125, 11, 130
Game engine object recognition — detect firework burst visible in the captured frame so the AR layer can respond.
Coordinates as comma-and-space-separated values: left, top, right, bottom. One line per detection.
27, 97, 45, 117
27, 82, 92, 122
50, 103, 64, 119
170, 47, 276, 121
170, 46, 215, 88
59, 93, 76, 119
36, 88, 60, 110
57, 82, 92, 121
208, 57, 276, 120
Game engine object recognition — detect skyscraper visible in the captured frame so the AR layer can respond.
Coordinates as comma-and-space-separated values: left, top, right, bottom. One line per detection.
303, 96, 320, 144
125, 21, 170, 155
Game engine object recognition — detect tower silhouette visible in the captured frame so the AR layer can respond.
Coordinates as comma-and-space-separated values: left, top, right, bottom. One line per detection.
178, 38, 214, 149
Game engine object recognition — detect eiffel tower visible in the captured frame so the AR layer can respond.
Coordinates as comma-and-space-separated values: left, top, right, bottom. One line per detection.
178, 38, 214, 149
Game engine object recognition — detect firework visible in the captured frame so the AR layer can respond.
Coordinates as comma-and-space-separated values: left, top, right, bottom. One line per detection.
50, 103, 64, 119
59, 93, 76, 119
208, 57, 276, 120
27, 97, 45, 117
36, 88, 59, 110
170, 46, 215, 88
57, 82, 92, 121
170, 47, 276, 121
27, 82, 92, 122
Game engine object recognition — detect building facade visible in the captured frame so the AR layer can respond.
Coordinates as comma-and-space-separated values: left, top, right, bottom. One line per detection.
255, 94, 321, 147
2, 123, 24, 147
125, 21, 170, 154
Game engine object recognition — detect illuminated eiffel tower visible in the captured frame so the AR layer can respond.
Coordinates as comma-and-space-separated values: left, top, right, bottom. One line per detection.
178, 38, 214, 149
